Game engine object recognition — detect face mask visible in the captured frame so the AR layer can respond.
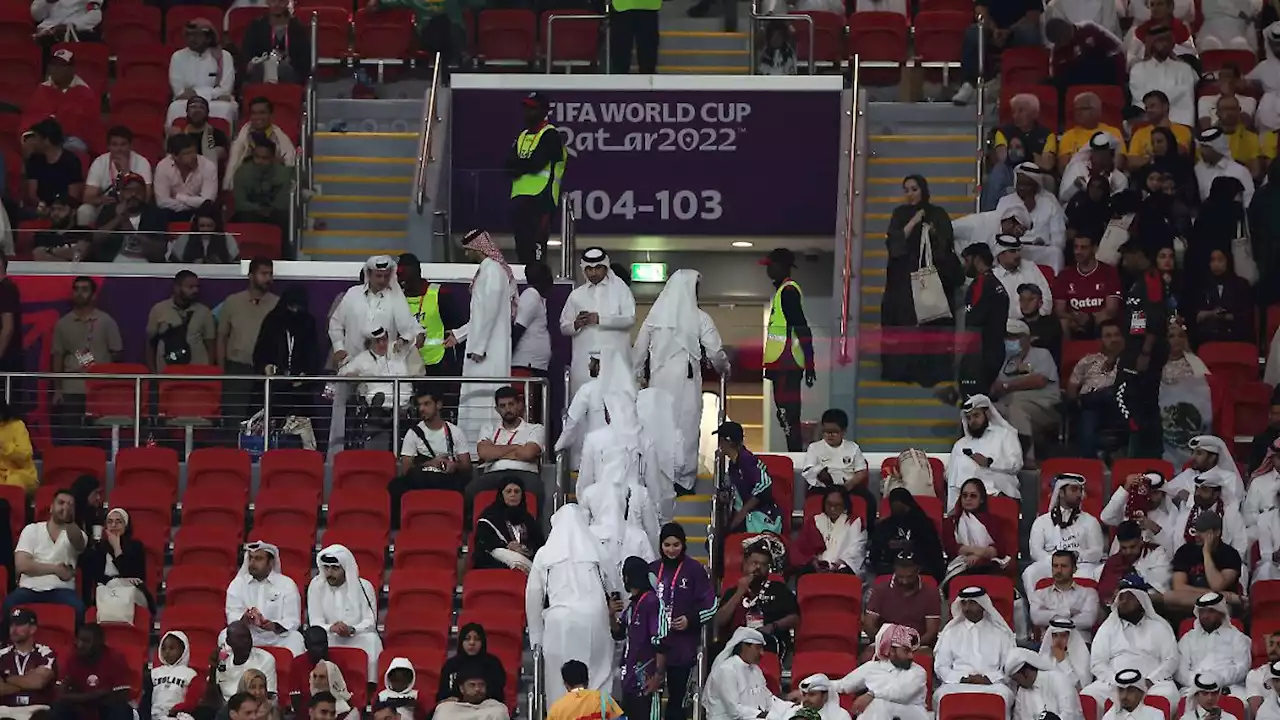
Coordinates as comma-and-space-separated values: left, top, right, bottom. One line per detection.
1004, 339, 1022, 356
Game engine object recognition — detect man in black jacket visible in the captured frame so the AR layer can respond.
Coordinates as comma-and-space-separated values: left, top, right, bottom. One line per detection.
90, 173, 168, 263
956, 241, 1011, 401
1115, 240, 1169, 459
238, 0, 311, 84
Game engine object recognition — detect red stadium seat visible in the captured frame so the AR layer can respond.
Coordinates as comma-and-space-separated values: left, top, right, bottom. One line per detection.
377, 646, 445, 712
172, 526, 241, 568
1065, 85, 1126, 129
327, 488, 391, 537
182, 487, 248, 540
401, 490, 464, 537
785, 11, 846, 68
939, 692, 1005, 720
759, 652, 781, 693
225, 223, 283, 260
946, 575, 1015, 626
915, 652, 934, 709
918, 0, 972, 10
328, 647, 369, 710
1060, 339, 1101, 380
165, 6, 225, 48
160, 603, 226, 664
296, 0, 353, 9
261, 449, 325, 495
0, 4, 34, 48
999, 47, 1049, 86
757, 454, 795, 533
105, 6, 163, 52
22, 604, 76, 659
108, 484, 174, 533
1201, 49, 1259, 76
986, 496, 1020, 577
1235, 381, 1274, 440
462, 569, 526, 613
0, 41, 41, 89
41, 446, 106, 491
133, 524, 169, 593
109, 78, 172, 119
476, 9, 537, 66
241, 84, 303, 128
332, 450, 396, 492
353, 8, 415, 62
388, 569, 455, 625
880, 456, 946, 499
846, 11, 908, 82
319, 528, 386, 587
797, 573, 862, 617
113, 47, 172, 89
114, 446, 180, 503
393, 529, 460, 572
1252, 580, 1280, 618
165, 564, 232, 607
186, 447, 252, 497
225, 6, 268, 47
541, 10, 601, 68
0, 485, 24, 542
791, 651, 857, 685
1039, 458, 1106, 516
913, 11, 967, 67
158, 364, 223, 428
296, 7, 352, 60
255, 486, 321, 534
384, 605, 451, 649
1265, 304, 1280, 347
87, 607, 152, 651
53, 42, 110, 95
1198, 342, 1260, 385
795, 614, 859, 655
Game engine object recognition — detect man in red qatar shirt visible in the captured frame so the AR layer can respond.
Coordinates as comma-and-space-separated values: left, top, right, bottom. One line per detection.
1047, 18, 1126, 97
0, 608, 58, 717
55, 624, 132, 720
1054, 233, 1122, 339
19, 49, 104, 156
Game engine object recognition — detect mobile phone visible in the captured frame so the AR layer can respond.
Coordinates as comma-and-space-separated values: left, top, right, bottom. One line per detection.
963, 448, 974, 457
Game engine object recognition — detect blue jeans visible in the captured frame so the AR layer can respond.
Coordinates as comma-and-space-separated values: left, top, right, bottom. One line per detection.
1, 587, 86, 624
1075, 388, 1118, 459
961, 23, 1043, 84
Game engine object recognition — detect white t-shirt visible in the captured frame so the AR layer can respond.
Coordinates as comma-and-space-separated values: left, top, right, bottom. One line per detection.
800, 439, 868, 489
15, 521, 78, 591
1198, 94, 1258, 126
477, 420, 546, 474
215, 647, 277, 701
512, 287, 551, 371
86, 151, 153, 190
400, 421, 470, 462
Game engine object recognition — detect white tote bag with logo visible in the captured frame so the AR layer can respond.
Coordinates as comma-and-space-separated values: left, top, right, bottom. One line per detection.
1234, 219, 1259, 285
910, 224, 952, 324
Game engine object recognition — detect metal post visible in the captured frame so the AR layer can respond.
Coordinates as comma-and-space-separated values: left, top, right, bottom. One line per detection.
838, 56, 861, 365
414, 54, 444, 215
392, 378, 401, 449
559, 367, 571, 506
262, 376, 272, 450
974, 14, 986, 212
133, 378, 142, 447
2, 375, 9, 405
558, 202, 575, 279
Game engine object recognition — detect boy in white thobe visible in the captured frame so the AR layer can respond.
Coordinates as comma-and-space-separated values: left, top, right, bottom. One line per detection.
703, 627, 793, 720
1181, 672, 1243, 720
560, 246, 635, 401
828, 624, 929, 720
1083, 589, 1180, 708
1040, 618, 1093, 690
446, 230, 516, 444
1024, 473, 1106, 590
1006, 647, 1084, 720
1176, 593, 1251, 697
223, 541, 305, 656
933, 586, 1017, 712
306, 545, 382, 678
1102, 670, 1166, 720
1256, 661, 1280, 720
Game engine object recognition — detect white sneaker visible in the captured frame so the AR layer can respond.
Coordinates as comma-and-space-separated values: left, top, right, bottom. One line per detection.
952, 82, 975, 105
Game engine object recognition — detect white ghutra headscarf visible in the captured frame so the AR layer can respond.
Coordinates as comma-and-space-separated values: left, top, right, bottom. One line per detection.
642, 269, 703, 366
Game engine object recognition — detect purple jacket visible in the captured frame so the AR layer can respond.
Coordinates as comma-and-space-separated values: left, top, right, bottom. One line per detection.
649, 555, 717, 667
621, 591, 664, 695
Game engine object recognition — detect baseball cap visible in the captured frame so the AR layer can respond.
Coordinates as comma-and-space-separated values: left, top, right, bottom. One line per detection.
522, 92, 548, 108
758, 247, 797, 268
120, 172, 147, 188
51, 49, 74, 64
1194, 511, 1223, 532
9, 608, 37, 626
714, 421, 744, 443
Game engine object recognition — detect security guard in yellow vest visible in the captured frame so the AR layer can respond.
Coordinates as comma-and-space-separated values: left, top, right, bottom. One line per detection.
761, 247, 814, 452
610, 0, 660, 73
397, 253, 461, 404
506, 92, 566, 265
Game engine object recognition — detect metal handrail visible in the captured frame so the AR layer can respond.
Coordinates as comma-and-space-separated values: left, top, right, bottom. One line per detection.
294, 12, 319, 257
545, 12, 611, 74
838, 55, 862, 365
558, 201, 577, 279
529, 647, 544, 720
556, 367, 572, 509
413, 52, 445, 215
974, 14, 986, 212
748, 6, 816, 75
691, 363, 731, 720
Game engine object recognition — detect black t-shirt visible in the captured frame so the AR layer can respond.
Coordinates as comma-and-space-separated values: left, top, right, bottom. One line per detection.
977, 0, 1042, 29
1121, 268, 1169, 367
24, 150, 83, 205
1172, 541, 1243, 591
0, 279, 24, 371
719, 580, 800, 655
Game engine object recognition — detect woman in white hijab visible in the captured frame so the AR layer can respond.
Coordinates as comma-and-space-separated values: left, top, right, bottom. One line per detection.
525, 504, 614, 707
632, 269, 729, 495
704, 627, 793, 720
309, 661, 360, 720
1039, 618, 1092, 690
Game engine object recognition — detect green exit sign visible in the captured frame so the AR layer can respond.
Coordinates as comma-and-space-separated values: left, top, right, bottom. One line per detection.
631, 262, 668, 283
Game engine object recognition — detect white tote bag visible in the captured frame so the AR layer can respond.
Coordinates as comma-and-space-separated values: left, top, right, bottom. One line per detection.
1233, 220, 1259, 284
94, 578, 142, 623
910, 224, 952, 324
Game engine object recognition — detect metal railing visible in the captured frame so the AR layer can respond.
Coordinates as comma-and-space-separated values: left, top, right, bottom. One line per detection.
748, 4, 816, 75
691, 363, 731, 720
558, 200, 578, 279
414, 53, 445, 216
974, 14, 986, 212
555, 367, 572, 509
838, 55, 863, 366
545, 12, 611, 74
529, 648, 545, 720
290, 12, 320, 258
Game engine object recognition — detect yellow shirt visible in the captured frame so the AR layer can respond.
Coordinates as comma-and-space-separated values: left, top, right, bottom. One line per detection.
0, 419, 37, 492
1059, 123, 1124, 158
1128, 123, 1194, 157
546, 689, 624, 720
1262, 130, 1280, 160
1202, 126, 1261, 163
993, 129, 1058, 156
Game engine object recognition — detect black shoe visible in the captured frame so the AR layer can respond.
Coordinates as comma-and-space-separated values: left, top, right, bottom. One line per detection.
687, 0, 712, 16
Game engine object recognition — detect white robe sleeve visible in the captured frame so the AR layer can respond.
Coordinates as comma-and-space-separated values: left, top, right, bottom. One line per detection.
639, 484, 661, 558
598, 287, 636, 331
933, 631, 968, 685
328, 291, 350, 350
700, 311, 729, 374
525, 563, 547, 647
465, 262, 505, 358
225, 580, 248, 625
1223, 632, 1254, 686
306, 579, 332, 630
1077, 516, 1106, 565
214, 50, 236, 98
576, 432, 602, 495
1028, 517, 1051, 564
801, 444, 823, 487
1028, 589, 1054, 629
631, 323, 652, 372
169, 52, 189, 96
865, 665, 928, 704
1076, 587, 1100, 630
829, 665, 871, 695
1101, 486, 1129, 526
556, 385, 592, 453
1049, 671, 1084, 720
841, 520, 867, 574
1226, 506, 1251, 558
1047, 202, 1067, 257
1152, 626, 1180, 682
559, 291, 580, 337
1090, 626, 1115, 683
273, 579, 301, 631
1176, 635, 1195, 687
989, 429, 1024, 476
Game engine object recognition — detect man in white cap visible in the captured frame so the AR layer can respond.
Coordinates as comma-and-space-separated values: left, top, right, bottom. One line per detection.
1025, 473, 1106, 590
703, 627, 792, 720
560, 246, 635, 401
1195, 127, 1255, 205
445, 229, 517, 444
1084, 588, 1179, 707
1102, 471, 1180, 555
789, 674, 851, 720
328, 255, 424, 452
1028, 550, 1101, 641
631, 268, 729, 495
933, 586, 1017, 710
1128, 29, 1199, 127
1177, 592, 1250, 697
1167, 436, 1246, 510
993, 236, 1054, 320
223, 540, 305, 656
996, 164, 1067, 273
1181, 672, 1242, 720
992, 318, 1061, 462
526, 504, 615, 706
824, 624, 928, 720
1102, 669, 1165, 720
1249, 25, 1280, 134
944, 395, 1023, 508
1251, 659, 1280, 720
1040, 618, 1092, 690
1007, 647, 1083, 720
306, 545, 381, 678
1062, 131, 1129, 202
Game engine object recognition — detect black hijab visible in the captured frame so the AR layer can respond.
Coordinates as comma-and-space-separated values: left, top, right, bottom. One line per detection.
623, 556, 655, 594
1064, 175, 1112, 241
658, 522, 686, 570
253, 284, 318, 376
438, 623, 507, 704
70, 474, 102, 533
1186, 176, 1246, 297
478, 476, 537, 527
872, 487, 944, 579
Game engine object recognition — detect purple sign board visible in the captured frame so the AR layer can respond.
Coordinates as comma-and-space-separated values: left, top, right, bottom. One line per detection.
450, 85, 844, 236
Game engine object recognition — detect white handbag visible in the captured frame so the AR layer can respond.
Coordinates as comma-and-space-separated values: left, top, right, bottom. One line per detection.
910, 224, 952, 324
1233, 220, 1259, 284
95, 578, 142, 623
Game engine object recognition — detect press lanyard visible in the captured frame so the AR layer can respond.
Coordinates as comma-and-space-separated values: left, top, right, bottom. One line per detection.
656, 560, 683, 626
492, 423, 520, 444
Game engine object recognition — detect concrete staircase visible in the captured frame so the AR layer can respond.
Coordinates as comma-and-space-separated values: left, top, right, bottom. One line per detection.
304, 98, 422, 259
854, 102, 978, 454
657, 0, 751, 73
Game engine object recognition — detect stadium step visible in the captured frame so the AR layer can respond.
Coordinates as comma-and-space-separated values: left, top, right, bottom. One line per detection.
658, 30, 751, 73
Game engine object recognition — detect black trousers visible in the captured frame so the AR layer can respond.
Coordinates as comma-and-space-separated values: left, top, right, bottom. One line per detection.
663, 664, 693, 720
768, 368, 803, 452
622, 692, 659, 720
53, 700, 132, 720
1115, 359, 1163, 459
511, 194, 553, 265
610, 9, 659, 73
958, 342, 1002, 400
223, 360, 259, 424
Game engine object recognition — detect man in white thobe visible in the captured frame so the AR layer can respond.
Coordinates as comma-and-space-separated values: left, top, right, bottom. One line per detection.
1025, 473, 1106, 590
1102, 471, 1179, 556
933, 586, 1017, 711
445, 230, 517, 444
165, 19, 238, 127
526, 504, 614, 706
993, 236, 1054, 319
1041, 618, 1093, 691
1006, 647, 1084, 720
306, 545, 382, 678
1193, 128, 1255, 206
554, 351, 603, 470
338, 326, 421, 411
1028, 552, 1102, 641
637, 385, 683, 524
328, 255, 424, 453
1199, 0, 1260, 50
952, 203, 1029, 269
828, 624, 929, 720
223, 541, 305, 656
1177, 592, 1251, 697
1102, 669, 1166, 720
945, 395, 1023, 507
1083, 588, 1180, 707
995, 164, 1067, 274
560, 246, 635, 403
1254, 661, 1280, 720
1167, 436, 1246, 510
791, 675, 851, 720
1128, 32, 1200, 127
1170, 470, 1250, 559
631, 268, 729, 494
703, 627, 793, 720
1250, 25, 1280, 132
1181, 672, 1244, 720
1245, 437, 1280, 529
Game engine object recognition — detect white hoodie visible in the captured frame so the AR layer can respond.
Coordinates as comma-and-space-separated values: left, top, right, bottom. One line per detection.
151, 631, 197, 720
378, 657, 419, 720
